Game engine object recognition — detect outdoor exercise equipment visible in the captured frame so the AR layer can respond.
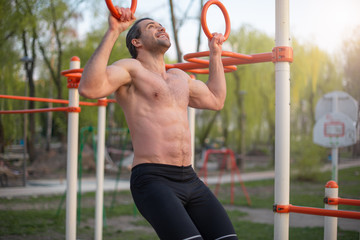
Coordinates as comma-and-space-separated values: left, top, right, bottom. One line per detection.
165, 0, 292, 75
274, 180, 360, 240
61, 56, 82, 240
201, 0, 231, 41
105, 0, 137, 19
2, 58, 128, 240
55, 126, 97, 225
274, 204, 360, 219
1, 0, 293, 239
75, 0, 290, 239
199, 149, 251, 206
0, 95, 116, 107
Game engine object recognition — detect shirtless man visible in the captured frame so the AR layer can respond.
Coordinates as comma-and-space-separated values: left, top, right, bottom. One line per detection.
79, 7, 237, 240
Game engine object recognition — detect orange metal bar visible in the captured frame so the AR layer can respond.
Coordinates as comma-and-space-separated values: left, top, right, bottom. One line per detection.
166, 62, 209, 71
0, 107, 75, 114
60, 68, 83, 75
166, 52, 273, 74
67, 107, 81, 113
79, 102, 99, 106
274, 204, 360, 220
0, 95, 68, 104
326, 197, 360, 206
0, 95, 115, 106
221, 52, 273, 65
184, 51, 239, 73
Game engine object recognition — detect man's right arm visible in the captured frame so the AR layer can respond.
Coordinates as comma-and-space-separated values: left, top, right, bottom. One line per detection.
79, 7, 136, 99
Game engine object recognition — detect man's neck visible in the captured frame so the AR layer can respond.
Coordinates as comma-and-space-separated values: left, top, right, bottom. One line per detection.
136, 51, 166, 75
136, 48, 166, 74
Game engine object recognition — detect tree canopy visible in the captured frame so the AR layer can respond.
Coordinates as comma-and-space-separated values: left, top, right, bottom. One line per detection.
0, 1, 358, 170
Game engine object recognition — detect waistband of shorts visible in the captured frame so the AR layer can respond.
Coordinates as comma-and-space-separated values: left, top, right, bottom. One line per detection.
131, 163, 193, 174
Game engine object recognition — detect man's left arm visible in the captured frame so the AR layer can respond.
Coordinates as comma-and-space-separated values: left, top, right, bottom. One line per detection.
188, 33, 226, 110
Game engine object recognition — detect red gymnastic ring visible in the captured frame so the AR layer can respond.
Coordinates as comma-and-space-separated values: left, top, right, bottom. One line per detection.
105, 0, 137, 19
201, 0, 231, 41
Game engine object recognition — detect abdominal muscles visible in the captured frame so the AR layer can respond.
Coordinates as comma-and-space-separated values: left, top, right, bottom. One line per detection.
129, 105, 192, 167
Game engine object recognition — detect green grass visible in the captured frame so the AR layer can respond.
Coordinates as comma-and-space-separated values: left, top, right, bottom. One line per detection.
215, 167, 360, 210
0, 167, 359, 239
0, 209, 65, 236
233, 220, 359, 240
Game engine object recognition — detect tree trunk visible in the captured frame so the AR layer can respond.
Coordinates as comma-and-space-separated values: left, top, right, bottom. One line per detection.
168, 0, 183, 63
196, 0, 204, 52
232, 71, 247, 169
22, 30, 36, 163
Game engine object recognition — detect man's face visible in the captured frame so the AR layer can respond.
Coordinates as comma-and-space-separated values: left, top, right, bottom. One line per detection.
138, 19, 171, 50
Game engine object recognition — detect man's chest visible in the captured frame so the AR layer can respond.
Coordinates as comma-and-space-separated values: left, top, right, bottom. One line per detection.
137, 73, 189, 106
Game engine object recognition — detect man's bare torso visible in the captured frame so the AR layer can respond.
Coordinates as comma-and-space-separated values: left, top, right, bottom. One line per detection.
79, 16, 226, 170
114, 60, 192, 168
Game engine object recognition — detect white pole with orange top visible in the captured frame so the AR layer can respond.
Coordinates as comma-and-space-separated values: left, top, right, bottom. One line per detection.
273, 0, 291, 239
324, 181, 339, 240
65, 56, 81, 240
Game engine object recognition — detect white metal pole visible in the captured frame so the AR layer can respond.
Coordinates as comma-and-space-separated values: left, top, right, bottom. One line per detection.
331, 148, 338, 182
331, 94, 339, 182
274, 0, 291, 239
188, 74, 196, 168
188, 107, 196, 167
66, 57, 81, 240
95, 98, 107, 240
324, 181, 338, 240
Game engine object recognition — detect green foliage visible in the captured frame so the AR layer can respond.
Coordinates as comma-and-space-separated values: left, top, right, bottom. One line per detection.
290, 135, 328, 181
0, 23, 25, 143
196, 24, 343, 163
0, 0, 132, 148
0, 0, 356, 167
343, 26, 360, 101
290, 39, 343, 135
195, 25, 277, 153
226, 25, 275, 152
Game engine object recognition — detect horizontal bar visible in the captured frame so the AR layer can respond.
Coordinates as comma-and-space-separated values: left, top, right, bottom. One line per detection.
274, 204, 360, 220
0, 95, 116, 106
0, 107, 72, 114
326, 197, 360, 206
165, 52, 273, 72
0, 95, 69, 104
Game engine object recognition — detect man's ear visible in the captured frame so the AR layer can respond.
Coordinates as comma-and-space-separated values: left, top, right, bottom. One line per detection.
131, 39, 142, 48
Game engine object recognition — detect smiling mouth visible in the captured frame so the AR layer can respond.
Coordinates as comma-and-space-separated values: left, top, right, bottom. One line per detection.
157, 34, 169, 40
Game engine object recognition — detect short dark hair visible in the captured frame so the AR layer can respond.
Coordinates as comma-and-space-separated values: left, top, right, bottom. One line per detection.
126, 18, 153, 59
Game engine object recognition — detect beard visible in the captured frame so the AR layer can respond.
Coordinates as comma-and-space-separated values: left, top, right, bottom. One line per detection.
147, 38, 171, 54
156, 37, 171, 49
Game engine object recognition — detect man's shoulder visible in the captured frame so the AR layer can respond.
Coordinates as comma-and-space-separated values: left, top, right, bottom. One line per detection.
167, 68, 190, 78
113, 58, 141, 67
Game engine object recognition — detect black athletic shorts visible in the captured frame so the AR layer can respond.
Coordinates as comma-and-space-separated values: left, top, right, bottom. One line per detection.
130, 163, 238, 240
